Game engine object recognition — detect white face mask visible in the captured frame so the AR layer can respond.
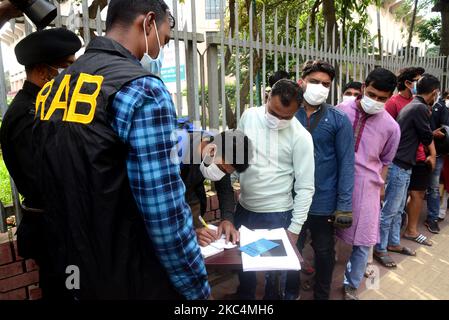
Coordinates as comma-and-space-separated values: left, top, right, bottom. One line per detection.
264, 106, 291, 130
140, 18, 164, 76
199, 145, 226, 181
360, 95, 385, 115
445, 99, 449, 108
303, 83, 330, 106
342, 95, 357, 103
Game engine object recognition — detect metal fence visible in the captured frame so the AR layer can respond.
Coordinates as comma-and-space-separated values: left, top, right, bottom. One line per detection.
0, 0, 448, 230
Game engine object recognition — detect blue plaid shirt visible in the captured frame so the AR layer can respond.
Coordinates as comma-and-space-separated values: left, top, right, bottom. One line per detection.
109, 76, 210, 300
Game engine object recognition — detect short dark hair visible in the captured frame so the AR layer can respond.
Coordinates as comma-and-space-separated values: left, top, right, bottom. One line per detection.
442, 91, 449, 100
270, 79, 303, 107
211, 130, 253, 173
364, 68, 397, 94
106, 0, 170, 31
268, 70, 290, 88
397, 67, 425, 91
343, 81, 362, 94
416, 73, 440, 95
301, 60, 336, 81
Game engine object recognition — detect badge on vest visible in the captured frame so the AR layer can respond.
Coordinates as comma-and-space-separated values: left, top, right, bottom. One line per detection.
35, 72, 104, 125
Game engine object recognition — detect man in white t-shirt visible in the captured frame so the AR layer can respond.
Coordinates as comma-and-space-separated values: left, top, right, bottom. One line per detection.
235, 79, 315, 299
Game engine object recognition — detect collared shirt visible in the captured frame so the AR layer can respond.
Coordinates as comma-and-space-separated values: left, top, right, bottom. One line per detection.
385, 93, 426, 162
0, 80, 43, 208
394, 96, 434, 170
109, 76, 210, 300
296, 104, 355, 215
237, 106, 315, 234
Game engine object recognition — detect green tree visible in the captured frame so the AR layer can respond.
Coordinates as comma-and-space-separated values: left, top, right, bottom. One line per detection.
416, 17, 441, 46
221, 0, 376, 128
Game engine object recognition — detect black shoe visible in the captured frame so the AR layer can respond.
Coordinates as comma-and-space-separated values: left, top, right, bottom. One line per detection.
425, 220, 440, 234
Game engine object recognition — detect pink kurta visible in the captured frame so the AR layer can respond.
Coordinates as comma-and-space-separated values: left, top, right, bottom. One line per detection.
336, 100, 401, 246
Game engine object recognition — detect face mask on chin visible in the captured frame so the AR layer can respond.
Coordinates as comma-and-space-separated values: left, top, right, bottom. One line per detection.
360, 95, 385, 115
303, 83, 330, 106
199, 145, 226, 181
140, 17, 164, 76
264, 105, 291, 130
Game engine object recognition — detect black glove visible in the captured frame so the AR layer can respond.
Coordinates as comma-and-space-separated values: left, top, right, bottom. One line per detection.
333, 211, 353, 229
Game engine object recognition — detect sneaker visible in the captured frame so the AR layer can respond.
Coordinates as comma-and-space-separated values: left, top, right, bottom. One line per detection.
343, 285, 359, 300
425, 220, 440, 234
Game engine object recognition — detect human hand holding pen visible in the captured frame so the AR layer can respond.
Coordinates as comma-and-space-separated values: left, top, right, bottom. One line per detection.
196, 216, 219, 247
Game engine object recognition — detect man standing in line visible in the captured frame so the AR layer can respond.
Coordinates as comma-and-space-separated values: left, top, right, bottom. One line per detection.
285, 60, 355, 301
374, 74, 439, 268
337, 68, 401, 300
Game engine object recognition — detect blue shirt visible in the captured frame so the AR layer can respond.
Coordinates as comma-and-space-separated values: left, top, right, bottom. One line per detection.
296, 104, 355, 215
109, 76, 210, 300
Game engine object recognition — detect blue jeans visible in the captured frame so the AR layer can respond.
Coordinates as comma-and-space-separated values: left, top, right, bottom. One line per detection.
427, 156, 444, 221
234, 203, 292, 300
344, 245, 371, 289
375, 164, 412, 253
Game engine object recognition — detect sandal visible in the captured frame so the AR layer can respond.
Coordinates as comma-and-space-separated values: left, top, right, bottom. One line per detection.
403, 234, 433, 246
373, 252, 397, 268
387, 246, 416, 256
364, 263, 375, 278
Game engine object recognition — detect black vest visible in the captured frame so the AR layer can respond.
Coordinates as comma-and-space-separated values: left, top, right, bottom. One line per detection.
32, 37, 182, 300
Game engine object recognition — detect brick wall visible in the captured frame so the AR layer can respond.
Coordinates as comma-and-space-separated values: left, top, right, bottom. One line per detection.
0, 232, 41, 300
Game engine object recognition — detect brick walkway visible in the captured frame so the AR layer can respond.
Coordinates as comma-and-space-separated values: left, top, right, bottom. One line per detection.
359, 215, 449, 300
211, 205, 449, 300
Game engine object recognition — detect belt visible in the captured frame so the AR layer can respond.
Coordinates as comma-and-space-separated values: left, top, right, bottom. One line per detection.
21, 204, 45, 214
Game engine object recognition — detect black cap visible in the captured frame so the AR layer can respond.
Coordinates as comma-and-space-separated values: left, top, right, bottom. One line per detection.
15, 28, 82, 66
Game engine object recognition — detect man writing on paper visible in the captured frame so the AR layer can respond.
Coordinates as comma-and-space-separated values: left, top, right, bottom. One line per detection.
176, 128, 253, 246
236, 79, 315, 300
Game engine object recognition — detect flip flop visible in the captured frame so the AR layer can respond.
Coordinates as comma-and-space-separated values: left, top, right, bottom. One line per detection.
387, 246, 416, 256
373, 252, 397, 268
364, 263, 375, 278
403, 234, 433, 246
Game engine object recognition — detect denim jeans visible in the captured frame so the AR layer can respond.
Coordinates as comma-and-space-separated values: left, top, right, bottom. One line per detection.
375, 163, 412, 253
344, 245, 371, 289
427, 156, 444, 221
234, 203, 293, 300
285, 214, 335, 300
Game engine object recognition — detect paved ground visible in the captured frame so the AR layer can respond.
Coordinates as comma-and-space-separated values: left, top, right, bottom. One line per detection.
210, 203, 449, 300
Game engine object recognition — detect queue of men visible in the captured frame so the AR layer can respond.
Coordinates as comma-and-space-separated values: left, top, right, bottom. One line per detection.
1, 0, 448, 301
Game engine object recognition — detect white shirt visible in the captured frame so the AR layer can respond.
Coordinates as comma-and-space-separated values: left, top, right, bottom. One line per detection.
237, 106, 315, 234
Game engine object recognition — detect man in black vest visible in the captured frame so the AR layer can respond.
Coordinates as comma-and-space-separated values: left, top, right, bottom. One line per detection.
32, 0, 210, 300
1, 28, 81, 299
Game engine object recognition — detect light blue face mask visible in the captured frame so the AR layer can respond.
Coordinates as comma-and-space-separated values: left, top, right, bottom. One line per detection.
140, 18, 164, 77
411, 81, 417, 95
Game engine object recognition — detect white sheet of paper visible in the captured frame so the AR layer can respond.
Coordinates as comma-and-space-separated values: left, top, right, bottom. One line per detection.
239, 225, 301, 272
199, 224, 237, 258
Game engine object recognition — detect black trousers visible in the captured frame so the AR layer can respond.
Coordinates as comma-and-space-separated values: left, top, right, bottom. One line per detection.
286, 214, 335, 300
16, 211, 71, 300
